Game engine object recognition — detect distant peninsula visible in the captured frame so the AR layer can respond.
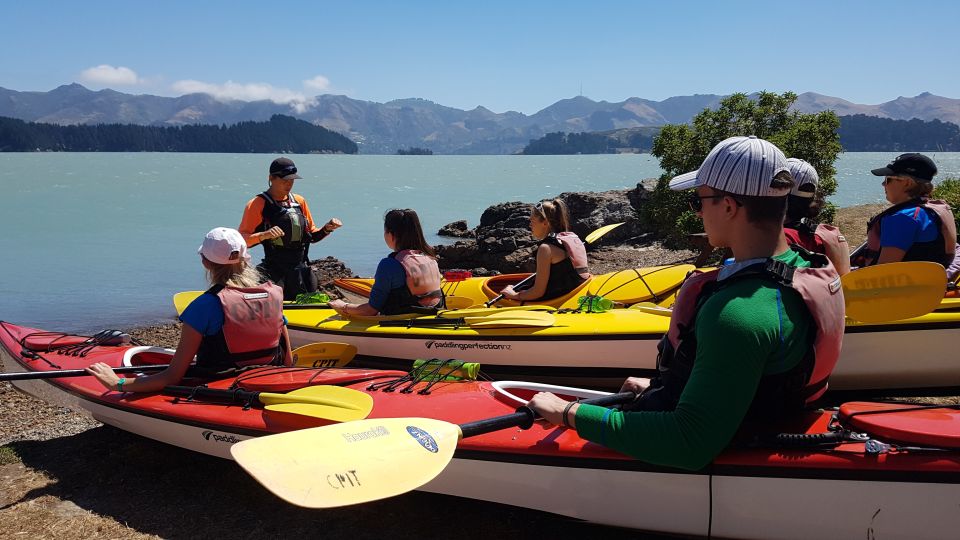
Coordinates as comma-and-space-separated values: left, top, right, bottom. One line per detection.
521, 115, 960, 154
0, 114, 358, 153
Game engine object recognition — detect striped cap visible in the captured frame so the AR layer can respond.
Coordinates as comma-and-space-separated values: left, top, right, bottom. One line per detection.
786, 158, 819, 198
669, 136, 790, 197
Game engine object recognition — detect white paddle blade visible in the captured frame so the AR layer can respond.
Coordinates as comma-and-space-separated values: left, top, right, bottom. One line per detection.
231, 418, 460, 508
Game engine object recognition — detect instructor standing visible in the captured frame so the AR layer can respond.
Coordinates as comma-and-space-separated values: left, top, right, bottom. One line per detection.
239, 157, 342, 300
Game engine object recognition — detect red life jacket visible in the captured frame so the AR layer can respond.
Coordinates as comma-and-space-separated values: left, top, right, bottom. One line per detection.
196, 282, 285, 372
555, 232, 591, 279
640, 250, 844, 417
862, 198, 957, 267
394, 250, 442, 308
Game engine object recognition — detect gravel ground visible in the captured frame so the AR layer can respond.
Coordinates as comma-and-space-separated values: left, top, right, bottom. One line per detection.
0, 203, 951, 539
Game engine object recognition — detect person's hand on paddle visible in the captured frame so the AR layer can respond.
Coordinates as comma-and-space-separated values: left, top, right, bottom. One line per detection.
619, 377, 651, 395
528, 391, 576, 428
85, 362, 122, 391
499, 285, 519, 300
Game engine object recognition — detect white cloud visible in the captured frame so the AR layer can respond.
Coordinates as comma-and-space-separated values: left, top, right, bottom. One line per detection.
304, 75, 331, 92
170, 77, 338, 113
80, 65, 141, 86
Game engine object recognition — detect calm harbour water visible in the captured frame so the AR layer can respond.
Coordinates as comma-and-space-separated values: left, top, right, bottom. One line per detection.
2, 152, 959, 332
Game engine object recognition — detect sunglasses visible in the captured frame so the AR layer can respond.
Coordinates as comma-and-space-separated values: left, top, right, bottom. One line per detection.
686, 192, 726, 212
534, 201, 548, 217
882, 176, 904, 185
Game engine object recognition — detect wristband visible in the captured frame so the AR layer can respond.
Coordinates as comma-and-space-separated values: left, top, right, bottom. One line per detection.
561, 401, 577, 428
117, 378, 126, 391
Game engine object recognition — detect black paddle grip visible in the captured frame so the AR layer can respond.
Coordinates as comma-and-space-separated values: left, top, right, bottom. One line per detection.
164, 385, 259, 404
460, 391, 636, 439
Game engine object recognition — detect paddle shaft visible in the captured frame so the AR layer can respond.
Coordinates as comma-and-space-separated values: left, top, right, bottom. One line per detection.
0, 363, 169, 381
380, 318, 467, 327
483, 223, 624, 307
165, 385, 264, 405
164, 384, 368, 412
485, 274, 534, 307
460, 391, 635, 438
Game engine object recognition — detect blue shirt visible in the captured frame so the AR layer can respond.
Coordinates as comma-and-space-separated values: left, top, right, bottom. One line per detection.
368, 255, 407, 311
879, 206, 939, 252
179, 292, 287, 336
179, 293, 225, 336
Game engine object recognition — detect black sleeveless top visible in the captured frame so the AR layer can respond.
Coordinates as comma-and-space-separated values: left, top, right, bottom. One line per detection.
536, 236, 586, 301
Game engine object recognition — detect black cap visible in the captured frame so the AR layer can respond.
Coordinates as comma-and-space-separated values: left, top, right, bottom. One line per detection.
871, 153, 937, 182
269, 157, 302, 180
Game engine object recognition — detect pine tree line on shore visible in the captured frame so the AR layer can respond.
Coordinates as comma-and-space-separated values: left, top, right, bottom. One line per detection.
0, 114, 358, 153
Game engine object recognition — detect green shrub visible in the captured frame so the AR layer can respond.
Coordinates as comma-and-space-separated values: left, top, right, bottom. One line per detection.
932, 177, 960, 231
641, 92, 842, 247
0, 446, 19, 465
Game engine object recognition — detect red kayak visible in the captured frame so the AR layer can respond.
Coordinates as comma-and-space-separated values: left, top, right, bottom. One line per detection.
2, 320, 959, 539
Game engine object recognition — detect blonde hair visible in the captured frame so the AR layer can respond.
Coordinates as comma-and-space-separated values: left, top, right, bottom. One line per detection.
905, 178, 934, 199
202, 256, 263, 288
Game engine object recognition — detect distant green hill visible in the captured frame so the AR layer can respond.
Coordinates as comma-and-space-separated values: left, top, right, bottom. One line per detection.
0, 114, 358, 153
521, 127, 660, 154
522, 116, 960, 154
837, 114, 960, 151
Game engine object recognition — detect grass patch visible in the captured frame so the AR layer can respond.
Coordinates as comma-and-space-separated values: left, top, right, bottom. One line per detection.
0, 445, 20, 465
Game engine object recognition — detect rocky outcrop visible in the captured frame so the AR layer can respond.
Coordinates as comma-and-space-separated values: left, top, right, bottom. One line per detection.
437, 219, 475, 238
307, 256, 356, 296
435, 184, 652, 274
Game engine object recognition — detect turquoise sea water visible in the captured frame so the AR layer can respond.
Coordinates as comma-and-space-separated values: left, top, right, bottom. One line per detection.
2, 152, 960, 332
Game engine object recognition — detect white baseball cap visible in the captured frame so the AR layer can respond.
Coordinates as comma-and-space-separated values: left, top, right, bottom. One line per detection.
786, 158, 819, 198
669, 136, 791, 197
198, 227, 250, 265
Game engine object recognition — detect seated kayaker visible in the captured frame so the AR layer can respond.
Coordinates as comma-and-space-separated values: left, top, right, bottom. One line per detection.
86, 227, 293, 393
852, 153, 957, 268
783, 158, 850, 275
528, 136, 845, 471
499, 198, 590, 302
328, 208, 443, 316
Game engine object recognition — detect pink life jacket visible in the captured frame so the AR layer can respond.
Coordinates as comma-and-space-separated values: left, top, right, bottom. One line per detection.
654, 251, 844, 415
395, 250, 443, 307
205, 282, 285, 368
555, 232, 591, 279
863, 198, 957, 267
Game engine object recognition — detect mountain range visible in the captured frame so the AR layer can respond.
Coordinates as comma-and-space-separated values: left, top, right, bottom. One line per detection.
2, 84, 959, 154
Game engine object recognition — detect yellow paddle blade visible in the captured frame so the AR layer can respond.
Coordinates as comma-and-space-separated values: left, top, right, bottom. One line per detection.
231, 417, 460, 508
464, 311, 556, 327
173, 290, 204, 316
292, 342, 357, 368
259, 386, 374, 413
264, 402, 371, 422
842, 262, 946, 323
466, 318, 554, 328
584, 222, 625, 244
441, 305, 554, 318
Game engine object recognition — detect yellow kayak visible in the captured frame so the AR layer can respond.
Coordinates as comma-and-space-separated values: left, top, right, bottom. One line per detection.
334, 264, 695, 309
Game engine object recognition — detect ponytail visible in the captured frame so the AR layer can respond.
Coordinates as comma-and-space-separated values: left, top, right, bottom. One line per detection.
535, 198, 571, 234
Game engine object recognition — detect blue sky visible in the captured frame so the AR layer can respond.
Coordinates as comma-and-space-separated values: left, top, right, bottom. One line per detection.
2, 0, 958, 114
